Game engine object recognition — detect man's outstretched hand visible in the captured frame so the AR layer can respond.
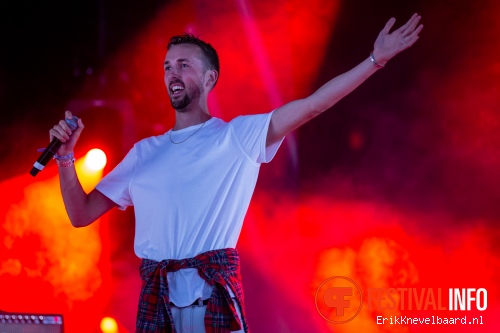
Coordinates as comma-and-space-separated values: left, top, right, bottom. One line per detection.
372, 13, 423, 66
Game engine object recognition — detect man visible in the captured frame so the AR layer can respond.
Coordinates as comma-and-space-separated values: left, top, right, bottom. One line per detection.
50, 14, 422, 333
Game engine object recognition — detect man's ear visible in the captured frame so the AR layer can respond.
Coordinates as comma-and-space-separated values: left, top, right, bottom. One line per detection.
206, 70, 218, 89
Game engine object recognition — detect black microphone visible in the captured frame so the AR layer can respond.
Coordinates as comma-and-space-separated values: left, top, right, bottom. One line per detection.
30, 116, 79, 177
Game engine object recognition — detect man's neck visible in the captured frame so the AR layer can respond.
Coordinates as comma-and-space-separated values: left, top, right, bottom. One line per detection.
173, 107, 212, 131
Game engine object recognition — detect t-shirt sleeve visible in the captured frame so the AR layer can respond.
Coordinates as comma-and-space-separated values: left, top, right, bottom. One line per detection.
94, 145, 137, 210
230, 110, 284, 164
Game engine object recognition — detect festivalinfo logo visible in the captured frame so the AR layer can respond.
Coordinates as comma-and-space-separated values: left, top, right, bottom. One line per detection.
315, 276, 488, 325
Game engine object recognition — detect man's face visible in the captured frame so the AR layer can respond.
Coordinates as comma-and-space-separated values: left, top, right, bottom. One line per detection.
164, 44, 207, 111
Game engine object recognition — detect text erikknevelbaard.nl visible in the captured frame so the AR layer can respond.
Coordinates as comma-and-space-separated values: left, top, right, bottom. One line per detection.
377, 315, 483, 325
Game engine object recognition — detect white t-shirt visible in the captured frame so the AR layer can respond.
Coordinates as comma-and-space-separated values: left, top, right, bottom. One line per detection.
95, 111, 282, 306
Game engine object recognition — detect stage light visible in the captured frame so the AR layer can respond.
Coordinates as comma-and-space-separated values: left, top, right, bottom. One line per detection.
76, 149, 107, 192
100, 317, 118, 333
84, 148, 107, 171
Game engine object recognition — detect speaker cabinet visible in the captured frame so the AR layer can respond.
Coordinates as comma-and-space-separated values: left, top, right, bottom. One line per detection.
0, 313, 63, 333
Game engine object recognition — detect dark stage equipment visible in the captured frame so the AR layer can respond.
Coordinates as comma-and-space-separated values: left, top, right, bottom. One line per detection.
0, 312, 64, 333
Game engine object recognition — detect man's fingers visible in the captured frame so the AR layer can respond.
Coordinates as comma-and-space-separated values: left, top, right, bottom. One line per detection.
50, 126, 68, 142
382, 17, 396, 34
396, 13, 417, 34
401, 14, 420, 34
402, 15, 421, 36
71, 128, 83, 144
71, 119, 85, 139
77, 117, 85, 130
405, 24, 424, 42
401, 24, 423, 49
404, 36, 420, 49
412, 24, 424, 37
58, 119, 72, 136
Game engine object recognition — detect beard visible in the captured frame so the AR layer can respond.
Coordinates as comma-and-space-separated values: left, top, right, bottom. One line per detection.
170, 94, 191, 110
169, 82, 202, 112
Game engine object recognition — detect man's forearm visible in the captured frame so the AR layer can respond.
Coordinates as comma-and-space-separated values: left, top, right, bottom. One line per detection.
58, 165, 92, 227
308, 56, 380, 113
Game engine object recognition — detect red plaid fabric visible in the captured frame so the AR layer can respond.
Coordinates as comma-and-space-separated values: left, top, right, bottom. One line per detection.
136, 248, 249, 333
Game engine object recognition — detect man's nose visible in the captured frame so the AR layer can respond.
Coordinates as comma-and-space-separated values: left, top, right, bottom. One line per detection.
167, 67, 180, 78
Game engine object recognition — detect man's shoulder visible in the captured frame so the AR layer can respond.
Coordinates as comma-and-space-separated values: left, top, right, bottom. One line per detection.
137, 133, 167, 145
228, 112, 273, 128
131, 133, 170, 153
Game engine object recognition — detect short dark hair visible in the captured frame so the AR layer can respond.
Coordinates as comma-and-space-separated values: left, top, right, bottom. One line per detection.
167, 33, 220, 77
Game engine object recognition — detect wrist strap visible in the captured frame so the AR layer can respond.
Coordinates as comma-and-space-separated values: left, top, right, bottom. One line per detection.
56, 158, 76, 168
370, 52, 384, 68
54, 152, 74, 161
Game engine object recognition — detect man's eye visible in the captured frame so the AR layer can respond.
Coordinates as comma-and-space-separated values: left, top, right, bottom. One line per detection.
181, 64, 188, 68
165, 66, 171, 71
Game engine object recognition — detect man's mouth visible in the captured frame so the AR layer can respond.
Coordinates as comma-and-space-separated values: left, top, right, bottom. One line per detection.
170, 84, 185, 96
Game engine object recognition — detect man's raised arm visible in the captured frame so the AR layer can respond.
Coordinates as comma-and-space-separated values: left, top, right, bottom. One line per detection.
267, 14, 423, 146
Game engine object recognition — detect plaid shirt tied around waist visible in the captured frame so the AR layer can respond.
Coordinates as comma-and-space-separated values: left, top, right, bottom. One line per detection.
136, 248, 249, 333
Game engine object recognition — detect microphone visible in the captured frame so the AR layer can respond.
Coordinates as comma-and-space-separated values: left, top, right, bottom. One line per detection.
30, 116, 79, 177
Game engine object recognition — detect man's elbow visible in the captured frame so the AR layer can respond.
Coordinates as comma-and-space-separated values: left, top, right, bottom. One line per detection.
71, 221, 88, 228
69, 214, 94, 228
309, 99, 337, 116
